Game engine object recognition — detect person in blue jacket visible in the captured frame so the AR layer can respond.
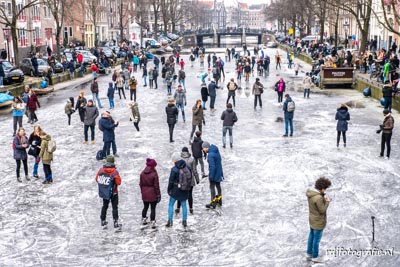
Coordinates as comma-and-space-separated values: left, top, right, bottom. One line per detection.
202, 142, 224, 209
166, 153, 190, 228
12, 96, 25, 136
99, 111, 119, 157
107, 82, 115, 109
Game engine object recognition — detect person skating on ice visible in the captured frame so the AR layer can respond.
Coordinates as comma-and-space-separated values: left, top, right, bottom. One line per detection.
202, 142, 224, 209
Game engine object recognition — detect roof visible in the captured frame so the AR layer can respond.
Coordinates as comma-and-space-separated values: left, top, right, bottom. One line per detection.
199, 0, 214, 9
239, 3, 248, 9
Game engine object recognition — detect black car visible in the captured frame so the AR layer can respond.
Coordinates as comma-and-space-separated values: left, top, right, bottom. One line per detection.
1, 60, 24, 84
44, 58, 64, 73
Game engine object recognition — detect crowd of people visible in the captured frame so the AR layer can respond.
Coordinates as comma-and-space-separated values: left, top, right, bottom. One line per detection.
8, 41, 396, 264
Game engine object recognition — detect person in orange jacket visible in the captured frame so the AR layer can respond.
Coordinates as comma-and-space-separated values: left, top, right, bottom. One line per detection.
95, 155, 122, 230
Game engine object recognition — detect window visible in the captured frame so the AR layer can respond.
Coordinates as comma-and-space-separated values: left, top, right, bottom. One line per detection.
1, 2, 5, 13
43, 6, 47, 17
7, 2, 11, 16
69, 27, 72, 37
18, 29, 27, 46
33, 27, 41, 45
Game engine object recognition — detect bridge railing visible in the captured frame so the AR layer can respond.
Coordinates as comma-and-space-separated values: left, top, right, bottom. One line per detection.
182, 28, 269, 36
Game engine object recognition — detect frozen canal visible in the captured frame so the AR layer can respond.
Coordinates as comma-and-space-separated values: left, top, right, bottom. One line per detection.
0, 47, 399, 266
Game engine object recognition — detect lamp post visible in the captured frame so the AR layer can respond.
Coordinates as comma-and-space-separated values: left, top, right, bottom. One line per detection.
2, 27, 10, 62
80, 26, 85, 46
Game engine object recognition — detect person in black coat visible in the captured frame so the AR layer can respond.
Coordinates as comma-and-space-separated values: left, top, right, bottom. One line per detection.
0, 61, 5, 86
68, 59, 76, 79
75, 91, 87, 123
165, 98, 178, 143
201, 83, 209, 110
31, 55, 39, 77
191, 131, 207, 177
335, 104, 350, 147
208, 80, 218, 111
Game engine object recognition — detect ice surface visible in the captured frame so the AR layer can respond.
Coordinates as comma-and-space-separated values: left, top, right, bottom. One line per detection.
0, 48, 399, 266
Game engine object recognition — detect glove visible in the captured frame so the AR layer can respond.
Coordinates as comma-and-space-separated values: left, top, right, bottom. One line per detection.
203, 120, 206, 125
379, 124, 384, 129
156, 195, 161, 203
376, 129, 382, 134
185, 102, 187, 106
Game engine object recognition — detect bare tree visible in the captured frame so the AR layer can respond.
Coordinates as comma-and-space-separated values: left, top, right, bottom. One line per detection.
371, 1, 400, 37
86, 0, 105, 46
0, 0, 40, 64
331, 0, 373, 53
44, 0, 71, 59
168, 0, 183, 32
160, 0, 170, 34
150, 0, 161, 38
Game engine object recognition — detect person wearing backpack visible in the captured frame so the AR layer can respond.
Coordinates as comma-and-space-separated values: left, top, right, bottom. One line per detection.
39, 131, 54, 184
175, 147, 199, 215
226, 78, 238, 107
13, 127, 30, 182
95, 155, 122, 230
166, 153, 191, 228
202, 142, 224, 209
140, 158, 160, 228
83, 100, 99, 144
275, 78, 286, 104
252, 78, 264, 109
283, 94, 295, 137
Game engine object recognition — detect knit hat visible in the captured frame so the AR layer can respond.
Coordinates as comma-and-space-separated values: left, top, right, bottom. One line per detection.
168, 98, 175, 103
182, 147, 189, 153
105, 155, 115, 165
383, 109, 390, 115
171, 152, 181, 162
202, 141, 210, 149
146, 158, 157, 167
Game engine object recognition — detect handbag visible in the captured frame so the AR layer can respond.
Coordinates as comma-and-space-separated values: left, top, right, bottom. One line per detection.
28, 146, 40, 157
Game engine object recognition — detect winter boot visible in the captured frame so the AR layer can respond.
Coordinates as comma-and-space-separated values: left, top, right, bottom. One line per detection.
165, 220, 173, 227
114, 220, 122, 231
206, 196, 218, 209
216, 195, 222, 206
101, 220, 108, 229
25, 175, 30, 181
33, 175, 39, 179
189, 208, 194, 215
182, 220, 187, 228
175, 208, 180, 214
151, 221, 157, 229
142, 217, 148, 225
17, 176, 22, 183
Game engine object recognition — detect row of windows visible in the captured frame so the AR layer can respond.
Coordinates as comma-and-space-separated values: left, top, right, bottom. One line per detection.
0, 1, 52, 18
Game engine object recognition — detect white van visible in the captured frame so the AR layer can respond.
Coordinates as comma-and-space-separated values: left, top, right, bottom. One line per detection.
142, 38, 161, 48
301, 35, 326, 43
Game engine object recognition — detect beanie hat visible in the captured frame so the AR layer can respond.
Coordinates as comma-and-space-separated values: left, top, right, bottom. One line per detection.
182, 147, 189, 153
105, 155, 115, 164
202, 141, 210, 149
146, 158, 157, 167
171, 152, 181, 162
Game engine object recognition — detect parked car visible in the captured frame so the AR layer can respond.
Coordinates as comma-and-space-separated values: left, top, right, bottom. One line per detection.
19, 58, 52, 77
266, 41, 278, 48
167, 33, 179, 41
1, 60, 24, 84
44, 58, 64, 73
75, 50, 97, 64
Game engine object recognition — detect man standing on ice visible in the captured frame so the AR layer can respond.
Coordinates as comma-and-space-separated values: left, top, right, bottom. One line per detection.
202, 142, 224, 209
96, 155, 122, 231
306, 177, 331, 263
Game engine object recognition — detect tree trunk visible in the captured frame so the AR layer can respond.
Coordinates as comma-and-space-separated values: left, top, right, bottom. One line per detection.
120, 3, 123, 43
334, 11, 339, 49
11, 23, 19, 64
56, 26, 62, 61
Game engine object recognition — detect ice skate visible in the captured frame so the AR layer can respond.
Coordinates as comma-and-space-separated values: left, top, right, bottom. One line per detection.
142, 217, 148, 225
101, 220, 108, 230
114, 220, 122, 232
165, 220, 173, 227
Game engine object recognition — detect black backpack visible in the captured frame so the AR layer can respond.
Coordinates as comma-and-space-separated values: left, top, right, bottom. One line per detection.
178, 166, 192, 191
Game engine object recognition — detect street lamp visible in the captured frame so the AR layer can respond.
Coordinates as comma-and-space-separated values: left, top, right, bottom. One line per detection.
2, 27, 11, 62
80, 26, 85, 47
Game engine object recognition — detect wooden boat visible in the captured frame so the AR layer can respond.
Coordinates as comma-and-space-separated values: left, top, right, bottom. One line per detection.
0, 100, 13, 115
32, 87, 54, 95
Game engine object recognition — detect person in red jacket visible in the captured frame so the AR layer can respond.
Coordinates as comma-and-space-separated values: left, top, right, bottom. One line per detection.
26, 89, 40, 123
90, 63, 98, 78
139, 158, 161, 228
95, 155, 122, 230
179, 58, 185, 70
77, 53, 83, 65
